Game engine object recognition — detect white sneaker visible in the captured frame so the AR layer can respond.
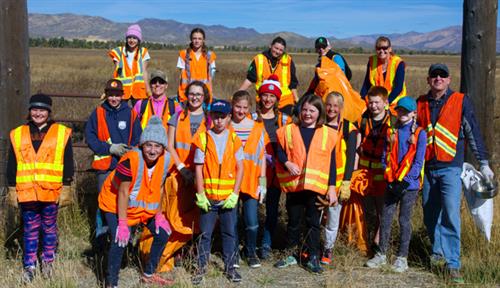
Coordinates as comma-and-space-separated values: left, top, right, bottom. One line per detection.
391, 256, 408, 273
365, 252, 387, 268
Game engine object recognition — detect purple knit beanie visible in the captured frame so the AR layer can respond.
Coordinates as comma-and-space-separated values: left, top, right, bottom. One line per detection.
125, 24, 142, 41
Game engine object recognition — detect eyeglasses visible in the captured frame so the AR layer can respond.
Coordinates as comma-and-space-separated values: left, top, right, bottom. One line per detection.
188, 92, 204, 98
376, 46, 390, 51
151, 79, 166, 85
429, 70, 449, 78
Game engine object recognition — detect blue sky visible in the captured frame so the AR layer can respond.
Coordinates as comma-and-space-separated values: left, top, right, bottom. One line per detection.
28, 0, 499, 38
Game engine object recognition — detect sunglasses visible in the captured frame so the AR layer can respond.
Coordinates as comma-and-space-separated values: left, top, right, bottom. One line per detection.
151, 79, 166, 85
429, 70, 449, 78
376, 46, 390, 51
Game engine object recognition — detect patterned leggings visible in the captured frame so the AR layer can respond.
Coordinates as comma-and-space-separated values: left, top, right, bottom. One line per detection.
20, 202, 59, 267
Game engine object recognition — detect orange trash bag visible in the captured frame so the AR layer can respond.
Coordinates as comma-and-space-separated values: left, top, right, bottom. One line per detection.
314, 56, 366, 123
140, 171, 199, 272
339, 169, 369, 254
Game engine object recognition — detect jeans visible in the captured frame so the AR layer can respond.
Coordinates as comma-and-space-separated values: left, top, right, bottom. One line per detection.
234, 195, 259, 257
379, 189, 419, 257
104, 212, 169, 287
20, 202, 59, 267
422, 166, 462, 269
261, 185, 281, 249
324, 203, 343, 250
198, 202, 237, 270
96, 171, 111, 238
286, 191, 322, 258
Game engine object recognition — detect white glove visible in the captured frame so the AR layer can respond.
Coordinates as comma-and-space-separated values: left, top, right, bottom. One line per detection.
258, 177, 267, 204
480, 165, 495, 181
110, 143, 129, 157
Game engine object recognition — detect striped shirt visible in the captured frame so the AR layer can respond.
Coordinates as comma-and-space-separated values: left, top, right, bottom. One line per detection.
231, 117, 255, 146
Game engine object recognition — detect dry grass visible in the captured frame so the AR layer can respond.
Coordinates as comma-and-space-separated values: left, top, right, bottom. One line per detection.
0, 48, 498, 287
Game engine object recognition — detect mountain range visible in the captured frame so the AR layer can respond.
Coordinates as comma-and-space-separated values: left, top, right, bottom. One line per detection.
28, 13, 500, 52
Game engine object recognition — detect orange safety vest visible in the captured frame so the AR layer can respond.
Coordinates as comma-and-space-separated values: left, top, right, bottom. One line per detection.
193, 130, 243, 201
358, 111, 396, 182
231, 121, 269, 199
10, 123, 72, 203
139, 98, 178, 130
276, 124, 338, 195
334, 119, 356, 189
173, 111, 207, 169
417, 92, 464, 162
108, 46, 148, 100
368, 55, 407, 111
98, 149, 171, 226
177, 49, 216, 103
91, 106, 137, 171
254, 53, 294, 109
385, 127, 425, 186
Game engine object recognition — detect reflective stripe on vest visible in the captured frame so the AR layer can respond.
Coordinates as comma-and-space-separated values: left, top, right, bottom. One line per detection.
368, 55, 406, 104
385, 127, 424, 186
255, 53, 292, 97
140, 99, 171, 130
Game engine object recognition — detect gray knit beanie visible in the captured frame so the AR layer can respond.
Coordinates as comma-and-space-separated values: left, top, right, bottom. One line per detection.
140, 116, 168, 147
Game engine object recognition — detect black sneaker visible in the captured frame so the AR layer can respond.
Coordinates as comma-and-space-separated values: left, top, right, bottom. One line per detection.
306, 256, 324, 274
259, 246, 271, 260
225, 269, 242, 283
22, 266, 36, 284
247, 255, 261, 268
191, 266, 207, 286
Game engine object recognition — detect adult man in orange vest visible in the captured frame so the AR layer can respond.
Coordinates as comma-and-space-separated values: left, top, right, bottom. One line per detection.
239, 37, 299, 115
417, 63, 494, 284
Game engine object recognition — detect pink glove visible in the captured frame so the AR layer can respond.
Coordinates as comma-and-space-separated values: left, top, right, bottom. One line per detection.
155, 213, 172, 236
115, 218, 130, 247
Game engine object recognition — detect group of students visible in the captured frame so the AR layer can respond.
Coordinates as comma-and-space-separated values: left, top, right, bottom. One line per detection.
6, 23, 495, 287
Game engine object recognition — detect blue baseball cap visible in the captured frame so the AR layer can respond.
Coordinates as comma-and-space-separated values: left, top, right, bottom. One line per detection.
395, 96, 417, 112
210, 99, 231, 115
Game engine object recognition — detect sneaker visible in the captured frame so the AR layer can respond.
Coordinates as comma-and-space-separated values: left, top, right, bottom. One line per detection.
225, 269, 242, 283
141, 273, 175, 286
22, 266, 36, 284
391, 257, 408, 273
300, 251, 310, 262
247, 255, 261, 268
41, 261, 54, 279
259, 246, 271, 260
274, 255, 298, 268
191, 266, 207, 286
306, 256, 324, 274
320, 249, 333, 265
448, 268, 465, 285
365, 252, 387, 268
233, 252, 241, 268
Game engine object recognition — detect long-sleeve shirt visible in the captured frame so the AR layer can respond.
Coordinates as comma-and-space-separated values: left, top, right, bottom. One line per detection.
382, 121, 426, 191
7, 121, 74, 186
85, 101, 142, 173
246, 49, 298, 89
360, 61, 405, 103
277, 126, 337, 185
424, 89, 489, 169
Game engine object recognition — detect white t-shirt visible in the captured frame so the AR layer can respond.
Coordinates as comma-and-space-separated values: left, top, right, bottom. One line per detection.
124, 49, 150, 69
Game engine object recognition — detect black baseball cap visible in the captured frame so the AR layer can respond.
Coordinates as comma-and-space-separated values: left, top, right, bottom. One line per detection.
315, 37, 329, 49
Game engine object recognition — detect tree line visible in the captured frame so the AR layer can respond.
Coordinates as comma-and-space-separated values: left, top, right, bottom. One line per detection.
29, 37, 458, 55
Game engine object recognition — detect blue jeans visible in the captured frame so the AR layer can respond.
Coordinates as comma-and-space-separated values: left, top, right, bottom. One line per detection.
198, 202, 237, 270
234, 195, 259, 257
261, 186, 281, 249
96, 171, 111, 238
104, 212, 169, 287
422, 166, 462, 269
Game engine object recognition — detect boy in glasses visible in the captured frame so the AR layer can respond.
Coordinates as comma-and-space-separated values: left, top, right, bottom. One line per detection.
417, 63, 494, 284
134, 70, 180, 130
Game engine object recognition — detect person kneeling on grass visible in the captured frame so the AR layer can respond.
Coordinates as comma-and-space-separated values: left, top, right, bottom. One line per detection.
191, 99, 244, 285
98, 116, 174, 287
365, 97, 426, 273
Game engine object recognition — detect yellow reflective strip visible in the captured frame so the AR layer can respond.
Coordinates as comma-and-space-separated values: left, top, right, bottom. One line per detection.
141, 104, 150, 129
398, 166, 410, 181
14, 127, 22, 150
256, 54, 264, 88
304, 168, 329, 180
17, 174, 62, 183
435, 123, 458, 143
199, 132, 207, 152
94, 154, 112, 161
359, 159, 384, 169
54, 125, 66, 163
321, 126, 327, 150
206, 188, 234, 195
204, 178, 235, 185
304, 178, 328, 190
435, 137, 456, 156
286, 125, 293, 149
17, 162, 64, 171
